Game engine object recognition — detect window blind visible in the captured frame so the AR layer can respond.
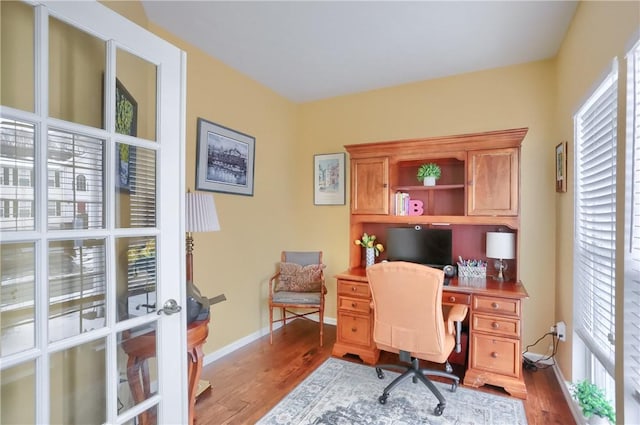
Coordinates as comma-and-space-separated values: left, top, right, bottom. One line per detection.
625, 39, 640, 420
574, 60, 618, 377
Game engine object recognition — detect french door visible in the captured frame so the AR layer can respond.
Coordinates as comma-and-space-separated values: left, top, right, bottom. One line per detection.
0, 1, 187, 424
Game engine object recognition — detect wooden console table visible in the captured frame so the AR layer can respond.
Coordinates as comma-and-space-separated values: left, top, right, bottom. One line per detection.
122, 319, 209, 425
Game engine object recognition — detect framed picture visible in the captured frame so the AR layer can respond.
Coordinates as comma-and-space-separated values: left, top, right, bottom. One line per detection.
115, 78, 137, 137
314, 153, 346, 205
114, 78, 137, 192
556, 141, 567, 193
196, 118, 255, 196
115, 143, 135, 192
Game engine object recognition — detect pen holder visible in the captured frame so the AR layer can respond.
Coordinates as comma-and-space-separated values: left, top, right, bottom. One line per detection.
457, 265, 487, 279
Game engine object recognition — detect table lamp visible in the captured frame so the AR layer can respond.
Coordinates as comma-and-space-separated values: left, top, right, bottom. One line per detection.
486, 231, 515, 281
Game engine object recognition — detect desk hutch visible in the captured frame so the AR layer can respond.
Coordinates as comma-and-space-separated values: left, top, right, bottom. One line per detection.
331, 128, 529, 399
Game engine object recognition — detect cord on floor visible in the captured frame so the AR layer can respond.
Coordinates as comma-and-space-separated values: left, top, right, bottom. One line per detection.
522, 331, 558, 371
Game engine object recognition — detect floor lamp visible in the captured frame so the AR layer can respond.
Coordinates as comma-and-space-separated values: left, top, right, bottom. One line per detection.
185, 190, 220, 396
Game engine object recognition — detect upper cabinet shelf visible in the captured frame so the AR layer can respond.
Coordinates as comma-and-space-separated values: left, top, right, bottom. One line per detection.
394, 184, 465, 191
345, 127, 527, 220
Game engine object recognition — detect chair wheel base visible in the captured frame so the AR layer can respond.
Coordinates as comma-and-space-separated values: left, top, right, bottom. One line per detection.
434, 404, 445, 416
451, 381, 458, 392
378, 394, 388, 404
376, 368, 384, 379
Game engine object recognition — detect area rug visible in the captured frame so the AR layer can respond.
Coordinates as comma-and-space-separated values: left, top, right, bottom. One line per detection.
256, 357, 527, 425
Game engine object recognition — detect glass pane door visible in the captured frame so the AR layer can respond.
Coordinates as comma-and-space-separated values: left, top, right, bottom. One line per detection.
0, 2, 186, 424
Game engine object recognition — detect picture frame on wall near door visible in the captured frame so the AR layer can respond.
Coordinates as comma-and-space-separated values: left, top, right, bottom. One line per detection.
195, 118, 256, 196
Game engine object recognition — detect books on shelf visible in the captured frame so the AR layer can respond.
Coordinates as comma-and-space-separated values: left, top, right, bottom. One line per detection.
394, 192, 410, 216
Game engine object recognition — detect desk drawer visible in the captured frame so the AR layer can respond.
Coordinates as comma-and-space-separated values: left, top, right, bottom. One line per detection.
338, 280, 370, 298
339, 296, 370, 314
337, 312, 371, 346
472, 313, 520, 337
470, 333, 520, 378
473, 295, 520, 317
443, 291, 471, 305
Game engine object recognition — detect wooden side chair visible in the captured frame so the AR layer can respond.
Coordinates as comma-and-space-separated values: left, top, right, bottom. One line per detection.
268, 251, 326, 346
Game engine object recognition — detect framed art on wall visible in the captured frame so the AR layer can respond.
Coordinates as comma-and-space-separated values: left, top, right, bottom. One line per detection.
113, 78, 137, 192
556, 141, 567, 193
195, 118, 255, 196
314, 152, 346, 205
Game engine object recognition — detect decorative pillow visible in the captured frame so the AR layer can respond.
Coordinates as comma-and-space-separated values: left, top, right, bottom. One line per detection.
275, 262, 325, 292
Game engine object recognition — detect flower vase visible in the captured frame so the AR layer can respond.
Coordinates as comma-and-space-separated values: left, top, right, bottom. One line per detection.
365, 247, 375, 267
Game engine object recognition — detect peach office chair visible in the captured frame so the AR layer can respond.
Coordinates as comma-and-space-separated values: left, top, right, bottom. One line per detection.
367, 261, 468, 417
268, 251, 326, 346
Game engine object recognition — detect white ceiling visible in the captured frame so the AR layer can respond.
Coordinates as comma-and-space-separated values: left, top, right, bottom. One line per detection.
142, 1, 578, 103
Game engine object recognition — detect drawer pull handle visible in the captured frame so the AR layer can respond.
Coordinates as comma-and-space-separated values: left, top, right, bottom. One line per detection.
351, 328, 357, 332
352, 287, 357, 292
449, 296, 456, 302
491, 322, 500, 329
491, 302, 499, 309
491, 351, 499, 358
351, 302, 357, 308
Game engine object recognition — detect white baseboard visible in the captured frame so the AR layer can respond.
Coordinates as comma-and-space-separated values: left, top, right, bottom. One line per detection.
202, 316, 336, 366
550, 359, 584, 425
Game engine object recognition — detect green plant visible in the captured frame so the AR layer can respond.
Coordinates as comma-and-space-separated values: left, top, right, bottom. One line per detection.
571, 380, 615, 424
354, 233, 384, 256
416, 163, 441, 182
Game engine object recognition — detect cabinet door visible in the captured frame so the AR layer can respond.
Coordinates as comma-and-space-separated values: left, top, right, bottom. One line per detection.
467, 148, 519, 216
351, 157, 389, 214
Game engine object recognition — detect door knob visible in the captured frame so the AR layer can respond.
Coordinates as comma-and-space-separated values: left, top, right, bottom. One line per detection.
157, 299, 182, 315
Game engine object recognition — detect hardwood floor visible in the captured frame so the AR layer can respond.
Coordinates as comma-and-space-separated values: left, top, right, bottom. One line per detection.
196, 320, 575, 424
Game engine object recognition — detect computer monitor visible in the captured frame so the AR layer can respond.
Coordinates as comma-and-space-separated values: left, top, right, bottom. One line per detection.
386, 226, 453, 269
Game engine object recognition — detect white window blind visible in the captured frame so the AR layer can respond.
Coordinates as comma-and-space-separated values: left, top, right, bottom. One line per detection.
625, 39, 640, 420
574, 60, 618, 378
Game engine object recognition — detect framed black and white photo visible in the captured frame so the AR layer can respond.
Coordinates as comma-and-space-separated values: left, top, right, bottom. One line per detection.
314, 152, 346, 205
196, 118, 255, 196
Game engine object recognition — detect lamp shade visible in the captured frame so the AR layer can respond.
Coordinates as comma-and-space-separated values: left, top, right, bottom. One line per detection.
186, 191, 220, 233
486, 232, 515, 260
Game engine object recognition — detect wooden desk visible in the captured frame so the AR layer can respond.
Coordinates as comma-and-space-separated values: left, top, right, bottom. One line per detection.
331, 268, 529, 399
122, 319, 210, 425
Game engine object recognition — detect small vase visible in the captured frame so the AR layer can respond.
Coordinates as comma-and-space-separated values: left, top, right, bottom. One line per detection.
423, 176, 436, 186
365, 247, 375, 267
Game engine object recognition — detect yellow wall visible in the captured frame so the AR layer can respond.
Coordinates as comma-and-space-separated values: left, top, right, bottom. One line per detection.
297, 60, 558, 350
553, 0, 639, 418
146, 25, 301, 351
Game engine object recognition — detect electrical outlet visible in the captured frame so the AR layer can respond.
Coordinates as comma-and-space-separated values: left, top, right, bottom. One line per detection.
555, 321, 566, 342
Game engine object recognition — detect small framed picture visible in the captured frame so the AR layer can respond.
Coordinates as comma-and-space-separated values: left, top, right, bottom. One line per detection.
314, 153, 346, 205
196, 118, 255, 196
556, 141, 567, 193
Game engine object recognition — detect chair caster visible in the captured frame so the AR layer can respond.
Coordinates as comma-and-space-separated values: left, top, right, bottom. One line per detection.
378, 394, 388, 404
450, 381, 458, 392
434, 404, 445, 416
376, 368, 384, 379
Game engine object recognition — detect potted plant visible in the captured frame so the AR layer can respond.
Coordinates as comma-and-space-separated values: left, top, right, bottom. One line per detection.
571, 380, 615, 424
416, 163, 441, 186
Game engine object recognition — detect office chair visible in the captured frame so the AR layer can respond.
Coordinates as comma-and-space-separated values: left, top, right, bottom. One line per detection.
268, 251, 326, 346
366, 261, 468, 416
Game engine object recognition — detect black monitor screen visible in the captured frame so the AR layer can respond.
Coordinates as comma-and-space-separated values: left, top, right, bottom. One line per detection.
386, 227, 453, 268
